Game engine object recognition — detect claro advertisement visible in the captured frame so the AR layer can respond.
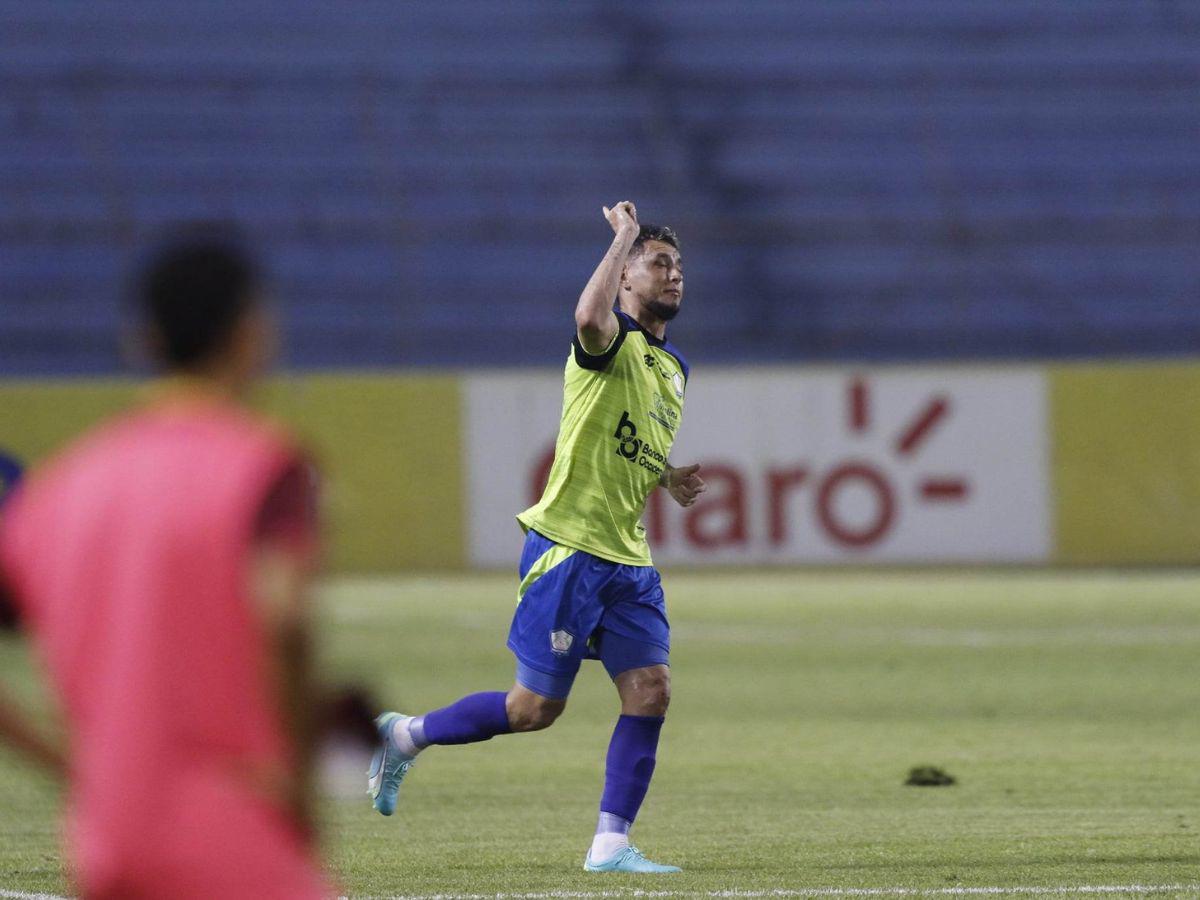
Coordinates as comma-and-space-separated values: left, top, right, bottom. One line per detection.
464, 367, 1053, 566
5, 362, 1200, 569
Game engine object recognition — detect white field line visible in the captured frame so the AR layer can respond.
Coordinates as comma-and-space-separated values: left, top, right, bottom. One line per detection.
355, 886, 1200, 900
0, 890, 71, 900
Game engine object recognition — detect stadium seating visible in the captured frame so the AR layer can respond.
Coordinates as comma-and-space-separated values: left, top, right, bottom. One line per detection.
1, 0, 1197, 373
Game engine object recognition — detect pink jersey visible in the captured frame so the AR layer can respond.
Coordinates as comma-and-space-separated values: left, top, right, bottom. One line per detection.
0, 397, 329, 899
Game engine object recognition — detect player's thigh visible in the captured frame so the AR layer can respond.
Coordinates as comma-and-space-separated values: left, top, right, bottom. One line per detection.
507, 537, 613, 686
596, 565, 671, 674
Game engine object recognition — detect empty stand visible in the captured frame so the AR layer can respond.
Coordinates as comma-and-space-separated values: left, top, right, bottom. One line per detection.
1, 0, 1197, 373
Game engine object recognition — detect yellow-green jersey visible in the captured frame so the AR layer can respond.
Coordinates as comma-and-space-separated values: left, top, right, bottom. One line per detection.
517, 309, 689, 566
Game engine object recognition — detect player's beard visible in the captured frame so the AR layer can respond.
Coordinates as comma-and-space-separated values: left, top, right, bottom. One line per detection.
644, 296, 681, 322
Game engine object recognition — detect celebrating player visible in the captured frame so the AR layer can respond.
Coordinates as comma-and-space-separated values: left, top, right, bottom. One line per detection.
369, 201, 705, 873
0, 234, 334, 899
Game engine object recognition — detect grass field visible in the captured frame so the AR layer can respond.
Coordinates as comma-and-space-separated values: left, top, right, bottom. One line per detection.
2, 570, 1199, 898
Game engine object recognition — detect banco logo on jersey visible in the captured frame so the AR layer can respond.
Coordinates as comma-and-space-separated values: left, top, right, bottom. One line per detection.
613, 410, 667, 476
614, 410, 642, 459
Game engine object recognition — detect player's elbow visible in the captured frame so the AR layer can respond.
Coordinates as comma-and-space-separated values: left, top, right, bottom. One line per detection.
574, 308, 607, 336
575, 318, 616, 357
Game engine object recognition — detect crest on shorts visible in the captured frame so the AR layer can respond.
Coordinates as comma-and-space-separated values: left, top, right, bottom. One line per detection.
549, 630, 574, 656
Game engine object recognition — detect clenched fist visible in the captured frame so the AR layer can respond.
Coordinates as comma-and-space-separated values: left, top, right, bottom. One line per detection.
663, 462, 706, 508
602, 201, 639, 238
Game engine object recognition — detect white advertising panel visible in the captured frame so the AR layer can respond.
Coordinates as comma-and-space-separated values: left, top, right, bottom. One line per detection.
464, 367, 1050, 566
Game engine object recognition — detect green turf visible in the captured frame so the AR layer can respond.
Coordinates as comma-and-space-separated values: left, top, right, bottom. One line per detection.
2, 571, 1199, 897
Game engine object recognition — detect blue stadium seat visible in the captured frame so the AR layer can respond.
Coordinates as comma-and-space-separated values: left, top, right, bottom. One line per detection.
0, 0, 1197, 373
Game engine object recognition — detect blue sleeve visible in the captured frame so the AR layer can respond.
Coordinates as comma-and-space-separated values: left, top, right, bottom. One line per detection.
662, 342, 690, 383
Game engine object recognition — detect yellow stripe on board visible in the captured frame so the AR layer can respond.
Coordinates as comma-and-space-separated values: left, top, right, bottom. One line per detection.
0, 372, 465, 572
0, 378, 142, 461
1051, 361, 1200, 565
263, 373, 464, 571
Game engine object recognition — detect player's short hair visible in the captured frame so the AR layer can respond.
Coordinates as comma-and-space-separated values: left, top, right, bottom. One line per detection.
630, 224, 680, 257
138, 228, 260, 370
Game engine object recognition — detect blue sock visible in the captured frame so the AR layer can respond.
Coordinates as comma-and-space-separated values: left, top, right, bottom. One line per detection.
416, 691, 512, 746
599, 714, 664, 823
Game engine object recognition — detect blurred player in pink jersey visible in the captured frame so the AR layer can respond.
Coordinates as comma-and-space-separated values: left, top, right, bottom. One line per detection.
0, 233, 334, 899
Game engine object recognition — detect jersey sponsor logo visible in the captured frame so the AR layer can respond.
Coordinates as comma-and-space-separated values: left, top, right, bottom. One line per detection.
672, 371, 685, 399
648, 394, 678, 433
613, 410, 667, 476
614, 410, 642, 459
550, 629, 574, 655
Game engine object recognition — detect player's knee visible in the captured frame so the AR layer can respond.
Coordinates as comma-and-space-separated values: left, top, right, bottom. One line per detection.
506, 691, 566, 732
642, 674, 671, 716
524, 703, 564, 731
512, 701, 563, 732
624, 669, 671, 717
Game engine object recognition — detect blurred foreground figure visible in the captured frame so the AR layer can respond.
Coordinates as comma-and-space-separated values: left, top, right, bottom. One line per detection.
0, 233, 333, 899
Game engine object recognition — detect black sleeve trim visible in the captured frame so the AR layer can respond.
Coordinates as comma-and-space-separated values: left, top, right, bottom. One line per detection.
571, 316, 628, 372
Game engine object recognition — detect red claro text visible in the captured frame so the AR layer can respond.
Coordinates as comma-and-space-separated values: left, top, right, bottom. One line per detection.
531, 448, 908, 551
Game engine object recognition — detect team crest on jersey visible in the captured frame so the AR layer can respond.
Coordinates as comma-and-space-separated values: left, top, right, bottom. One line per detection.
671, 372, 685, 399
550, 630, 574, 655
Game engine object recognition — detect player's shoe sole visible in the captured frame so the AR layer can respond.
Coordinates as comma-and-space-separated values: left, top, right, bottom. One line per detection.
367, 711, 416, 816
583, 846, 681, 873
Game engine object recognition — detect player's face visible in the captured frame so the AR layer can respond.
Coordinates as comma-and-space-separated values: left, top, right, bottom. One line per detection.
623, 240, 684, 322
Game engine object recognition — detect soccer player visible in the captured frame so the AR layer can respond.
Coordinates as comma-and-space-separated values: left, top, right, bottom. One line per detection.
0, 235, 333, 899
369, 201, 705, 873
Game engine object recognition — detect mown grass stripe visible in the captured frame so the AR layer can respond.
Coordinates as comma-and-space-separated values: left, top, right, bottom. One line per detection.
362, 884, 1200, 900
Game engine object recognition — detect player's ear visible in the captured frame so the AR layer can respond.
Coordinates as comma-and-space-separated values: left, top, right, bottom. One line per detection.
132, 323, 167, 369
235, 302, 278, 379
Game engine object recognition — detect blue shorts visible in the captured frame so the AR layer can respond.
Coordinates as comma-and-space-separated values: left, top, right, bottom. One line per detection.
506, 529, 670, 700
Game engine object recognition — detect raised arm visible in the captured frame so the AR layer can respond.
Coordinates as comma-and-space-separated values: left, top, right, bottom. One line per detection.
575, 201, 640, 354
